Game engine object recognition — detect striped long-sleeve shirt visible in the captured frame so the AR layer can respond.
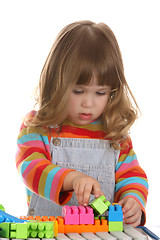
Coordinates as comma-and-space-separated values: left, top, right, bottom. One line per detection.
16, 111, 148, 223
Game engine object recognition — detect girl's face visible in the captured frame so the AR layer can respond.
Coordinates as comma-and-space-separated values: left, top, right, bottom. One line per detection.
67, 76, 111, 125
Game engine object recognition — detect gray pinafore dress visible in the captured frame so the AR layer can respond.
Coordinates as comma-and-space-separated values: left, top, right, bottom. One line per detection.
28, 137, 120, 217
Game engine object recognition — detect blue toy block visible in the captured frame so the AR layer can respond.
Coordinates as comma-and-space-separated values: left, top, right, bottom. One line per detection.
0, 210, 26, 223
108, 204, 123, 222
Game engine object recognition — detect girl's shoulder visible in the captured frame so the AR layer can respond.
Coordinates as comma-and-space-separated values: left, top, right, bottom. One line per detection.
20, 110, 49, 136
119, 136, 133, 155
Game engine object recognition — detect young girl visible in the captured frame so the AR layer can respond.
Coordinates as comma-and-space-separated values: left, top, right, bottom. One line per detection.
16, 20, 148, 227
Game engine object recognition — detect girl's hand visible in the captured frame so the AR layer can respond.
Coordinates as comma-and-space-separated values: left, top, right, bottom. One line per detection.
62, 171, 103, 206
118, 198, 142, 227
72, 172, 103, 206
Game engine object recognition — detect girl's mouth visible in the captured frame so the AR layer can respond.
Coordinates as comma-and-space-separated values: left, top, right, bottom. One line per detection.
79, 113, 92, 120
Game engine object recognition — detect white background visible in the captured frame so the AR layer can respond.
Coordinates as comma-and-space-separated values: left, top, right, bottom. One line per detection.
0, 0, 160, 230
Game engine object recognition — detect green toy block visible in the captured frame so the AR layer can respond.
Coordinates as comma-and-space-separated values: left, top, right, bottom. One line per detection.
27, 221, 54, 238
109, 221, 123, 232
89, 195, 111, 215
0, 205, 5, 212
0, 222, 10, 238
10, 223, 28, 239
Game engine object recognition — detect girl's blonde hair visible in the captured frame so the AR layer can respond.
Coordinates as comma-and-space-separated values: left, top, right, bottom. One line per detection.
27, 20, 139, 148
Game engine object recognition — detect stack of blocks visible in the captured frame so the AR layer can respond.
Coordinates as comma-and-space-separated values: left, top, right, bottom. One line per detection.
60, 195, 123, 233
108, 204, 123, 231
89, 195, 123, 232
0, 209, 56, 238
0, 196, 124, 238
0, 221, 55, 239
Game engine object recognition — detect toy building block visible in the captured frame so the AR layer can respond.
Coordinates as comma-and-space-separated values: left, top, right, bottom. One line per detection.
62, 206, 79, 225
0, 222, 10, 238
0, 222, 28, 239
42, 216, 50, 221
27, 221, 54, 238
0, 205, 5, 212
89, 195, 111, 215
53, 218, 58, 237
0, 209, 26, 223
78, 206, 94, 225
49, 216, 57, 222
108, 204, 123, 222
20, 215, 57, 221
21, 215, 58, 237
27, 216, 35, 221
57, 216, 65, 233
56, 216, 108, 234
20, 216, 28, 221
34, 216, 42, 221
10, 222, 28, 239
108, 221, 123, 232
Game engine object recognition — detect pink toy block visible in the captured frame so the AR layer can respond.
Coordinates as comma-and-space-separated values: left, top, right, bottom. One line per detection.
62, 206, 79, 225
78, 206, 94, 224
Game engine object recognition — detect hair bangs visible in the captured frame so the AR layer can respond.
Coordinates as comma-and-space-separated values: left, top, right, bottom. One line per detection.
76, 60, 120, 91
71, 25, 121, 90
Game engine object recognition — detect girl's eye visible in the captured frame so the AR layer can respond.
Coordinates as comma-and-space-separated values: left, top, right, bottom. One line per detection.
73, 90, 84, 94
96, 92, 106, 95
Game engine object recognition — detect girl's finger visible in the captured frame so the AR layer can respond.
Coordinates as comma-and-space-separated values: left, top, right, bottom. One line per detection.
83, 183, 92, 206
124, 210, 141, 226
92, 182, 102, 198
75, 182, 85, 205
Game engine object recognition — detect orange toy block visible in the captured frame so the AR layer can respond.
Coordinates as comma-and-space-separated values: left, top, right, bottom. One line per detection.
20, 216, 28, 220
57, 216, 65, 233
35, 216, 42, 221
93, 218, 109, 233
49, 216, 57, 222
56, 216, 108, 234
53, 219, 58, 236
20, 216, 35, 220
27, 216, 35, 220
41, 216, 50, 221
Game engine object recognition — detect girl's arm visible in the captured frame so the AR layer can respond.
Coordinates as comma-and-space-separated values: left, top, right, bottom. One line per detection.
114, 138, 148, 226
16, 111, 75, 206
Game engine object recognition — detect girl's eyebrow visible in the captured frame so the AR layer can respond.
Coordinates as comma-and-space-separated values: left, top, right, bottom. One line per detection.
75, 85, 111, 90
97, 86, 111, 90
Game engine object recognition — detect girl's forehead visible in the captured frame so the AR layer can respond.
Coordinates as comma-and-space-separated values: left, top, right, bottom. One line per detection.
85, 75, 98, 86
84, 75, 108, 86
76, 74, 111, 87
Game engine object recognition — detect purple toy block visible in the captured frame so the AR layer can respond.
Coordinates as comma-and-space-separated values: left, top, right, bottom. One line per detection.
78, 206, 94, 225
62, 206, 79, 225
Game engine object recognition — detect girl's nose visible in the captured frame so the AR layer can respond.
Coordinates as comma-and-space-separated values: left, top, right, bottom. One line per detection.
81, 95, 93, 108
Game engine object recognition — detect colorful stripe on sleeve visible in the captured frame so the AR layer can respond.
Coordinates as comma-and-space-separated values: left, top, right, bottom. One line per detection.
114, 139, 148, 225
16, 113, 75, 206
